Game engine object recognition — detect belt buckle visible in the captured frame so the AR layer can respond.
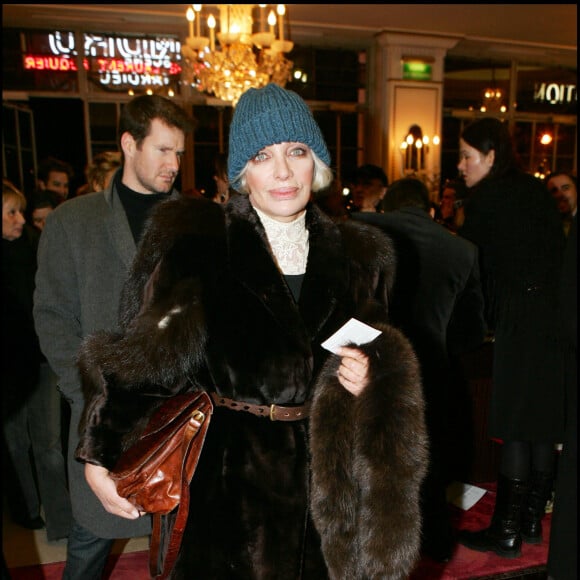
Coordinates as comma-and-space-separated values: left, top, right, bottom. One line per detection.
269, 404, 276, 421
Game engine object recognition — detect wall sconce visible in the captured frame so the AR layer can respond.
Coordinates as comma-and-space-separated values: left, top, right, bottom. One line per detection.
400, 125, 440, 175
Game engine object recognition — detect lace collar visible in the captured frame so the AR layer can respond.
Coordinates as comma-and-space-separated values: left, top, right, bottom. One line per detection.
254, 207, 309, 275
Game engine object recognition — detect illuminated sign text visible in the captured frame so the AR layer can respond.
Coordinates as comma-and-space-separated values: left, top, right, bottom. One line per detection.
23, 31, 182, 90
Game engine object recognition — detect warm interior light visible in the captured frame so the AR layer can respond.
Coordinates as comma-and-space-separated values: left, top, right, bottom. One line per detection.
540, 133, 553, 145
181, 4, 294, 105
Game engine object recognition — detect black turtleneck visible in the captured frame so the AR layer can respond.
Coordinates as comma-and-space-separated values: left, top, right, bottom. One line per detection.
115, 173, 171, 243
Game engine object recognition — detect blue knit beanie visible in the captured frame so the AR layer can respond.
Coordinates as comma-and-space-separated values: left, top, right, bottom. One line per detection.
227, 83, 331, 187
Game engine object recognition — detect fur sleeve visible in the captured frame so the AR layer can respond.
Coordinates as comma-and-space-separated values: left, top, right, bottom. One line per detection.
310, 323, 428, 579
75, 197, 224, 468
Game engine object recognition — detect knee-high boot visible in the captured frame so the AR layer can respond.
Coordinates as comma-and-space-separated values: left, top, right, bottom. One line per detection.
458, 474, 527, 558
521, 470, 553, 544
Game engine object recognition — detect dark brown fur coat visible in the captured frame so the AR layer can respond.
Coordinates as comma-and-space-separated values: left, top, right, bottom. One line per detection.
76, 194, 428, 579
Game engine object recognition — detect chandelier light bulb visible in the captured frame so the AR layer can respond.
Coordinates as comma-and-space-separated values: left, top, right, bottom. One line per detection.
186, 7, 195, 38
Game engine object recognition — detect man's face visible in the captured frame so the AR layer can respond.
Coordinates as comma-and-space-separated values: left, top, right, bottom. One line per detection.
352, 179, 386, 212
41, 170, 69, 200
440, 187, 456, 219
32, 206, 53, 231
547, 174, 577, 217
121, 118, 185, 194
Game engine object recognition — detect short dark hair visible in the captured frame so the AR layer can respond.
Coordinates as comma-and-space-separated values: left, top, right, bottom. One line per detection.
546, 171, 577, 189
31, 189, 59, 211
461, 117, 520, 179
118, 95, 195, 153
37, 157, 74, 183
214, 152, 228, 180
354, 164, 388, 187
384, 177, 430, 212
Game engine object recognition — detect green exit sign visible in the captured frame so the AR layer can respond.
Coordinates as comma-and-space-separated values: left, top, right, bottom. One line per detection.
402, 61, 432, 81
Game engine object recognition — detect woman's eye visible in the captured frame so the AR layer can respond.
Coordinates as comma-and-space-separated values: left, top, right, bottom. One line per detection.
290, 147, 306, 157
253, 152, 268, 162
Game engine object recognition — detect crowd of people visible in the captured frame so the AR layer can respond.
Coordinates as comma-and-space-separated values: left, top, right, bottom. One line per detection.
2, 86, 576, 579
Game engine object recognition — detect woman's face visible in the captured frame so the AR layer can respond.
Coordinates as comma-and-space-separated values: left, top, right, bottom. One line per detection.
2, 196, 26, 241
245, 142, 314, 222
458, 139, 495, 188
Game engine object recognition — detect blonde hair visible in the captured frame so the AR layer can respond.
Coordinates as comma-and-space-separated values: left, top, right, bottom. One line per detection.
233, 149, 333, 195
2, 178, 27, 210
87, 151, 122, 192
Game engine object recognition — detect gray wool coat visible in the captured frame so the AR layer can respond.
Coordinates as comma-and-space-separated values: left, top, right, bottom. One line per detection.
33, 173, 177, 538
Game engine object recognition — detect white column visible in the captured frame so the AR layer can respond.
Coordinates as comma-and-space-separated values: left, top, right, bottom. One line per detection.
368, 32, 459, 197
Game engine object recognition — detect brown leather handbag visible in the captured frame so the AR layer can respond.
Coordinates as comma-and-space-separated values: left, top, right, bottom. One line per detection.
111, 390, 213, 579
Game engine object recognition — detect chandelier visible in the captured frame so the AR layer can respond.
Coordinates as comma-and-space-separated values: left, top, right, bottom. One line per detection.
479, 66, 507, 113
181, 4, 294, 106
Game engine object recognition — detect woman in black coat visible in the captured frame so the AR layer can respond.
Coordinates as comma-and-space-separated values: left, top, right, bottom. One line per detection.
75, 84, 428, 579
456, 118, 566, 559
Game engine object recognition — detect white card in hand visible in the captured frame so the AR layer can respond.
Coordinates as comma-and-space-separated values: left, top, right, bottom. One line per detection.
321, 318, 382, 354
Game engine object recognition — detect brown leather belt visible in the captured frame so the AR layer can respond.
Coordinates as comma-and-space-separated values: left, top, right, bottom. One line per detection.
210, 393, 310, 421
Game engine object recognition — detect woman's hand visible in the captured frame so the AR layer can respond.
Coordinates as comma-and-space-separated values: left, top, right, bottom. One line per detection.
84, 463, 143, 519
337, 346, 370, 396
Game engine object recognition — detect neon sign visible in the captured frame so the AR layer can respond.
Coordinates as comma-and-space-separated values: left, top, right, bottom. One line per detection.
534, 83, 577, 105
23, 31, 182, 90
24, 56, 87, 72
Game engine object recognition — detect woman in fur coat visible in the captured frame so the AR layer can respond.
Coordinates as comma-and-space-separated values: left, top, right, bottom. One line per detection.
75, 84, 428, 579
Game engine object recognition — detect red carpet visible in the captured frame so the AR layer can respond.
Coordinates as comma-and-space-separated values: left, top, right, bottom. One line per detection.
410, 482, 550, 580
9, 484, 549, 580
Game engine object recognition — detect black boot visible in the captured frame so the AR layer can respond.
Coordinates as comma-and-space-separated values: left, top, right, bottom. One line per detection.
521, 470, 553, 544
458, 474, 527, 558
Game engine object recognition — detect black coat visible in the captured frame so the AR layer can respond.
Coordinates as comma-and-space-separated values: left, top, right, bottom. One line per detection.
76, 194, 428, 579
547, 214, 577, 579
1, 226, 42, 413
459, 170, 566, 441
352, 207, 486, 446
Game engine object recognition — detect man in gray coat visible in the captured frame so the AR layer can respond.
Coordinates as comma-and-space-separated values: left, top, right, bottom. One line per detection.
34, 94, 193, 580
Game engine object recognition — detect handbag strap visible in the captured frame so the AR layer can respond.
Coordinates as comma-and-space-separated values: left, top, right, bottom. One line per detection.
150, 481, 191, 579
149, 395, 212, 579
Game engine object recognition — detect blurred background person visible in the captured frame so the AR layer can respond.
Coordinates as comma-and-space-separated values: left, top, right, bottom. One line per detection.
2, 181, 71, 541
435, 178, 469, 233
352, 176, 487, 562
28, 190, 58, 232
350, 163, 388, 212
456, 117, 566, 559
76, 151, 122, 196
314, 177, 349, 222
546, 171, 577, 237
547, 213, 577, 580
36, 156, 74, 205
210, 152, 234, 204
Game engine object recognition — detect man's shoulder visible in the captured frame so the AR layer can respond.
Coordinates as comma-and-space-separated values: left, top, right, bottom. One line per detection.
55, 190, 110, 216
